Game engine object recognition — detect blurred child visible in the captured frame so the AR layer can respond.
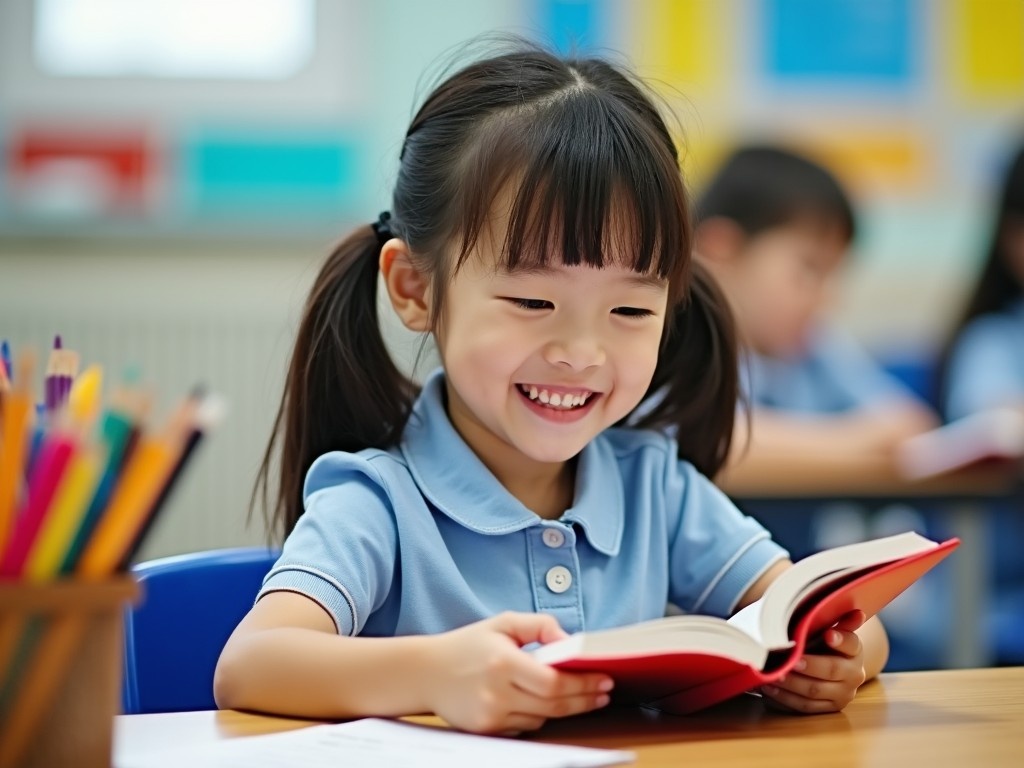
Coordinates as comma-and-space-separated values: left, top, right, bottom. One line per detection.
941, 139, 1024, 664
690, 146, 944, 668
693, 146, 939, 509
943, 141, 1024, 421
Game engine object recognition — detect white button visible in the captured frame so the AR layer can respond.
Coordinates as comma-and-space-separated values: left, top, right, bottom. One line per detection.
545, 566, 572, 593
542, 528, 565, 548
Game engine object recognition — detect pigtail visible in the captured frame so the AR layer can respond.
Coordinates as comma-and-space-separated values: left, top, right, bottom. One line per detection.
633, 261, 741, 478
253, 227, 417, 540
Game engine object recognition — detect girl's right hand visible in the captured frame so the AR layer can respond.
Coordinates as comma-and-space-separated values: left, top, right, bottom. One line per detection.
421, 611, 614, 735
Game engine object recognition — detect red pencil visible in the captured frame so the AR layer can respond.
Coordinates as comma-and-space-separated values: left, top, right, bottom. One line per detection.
0, 433, 77, 576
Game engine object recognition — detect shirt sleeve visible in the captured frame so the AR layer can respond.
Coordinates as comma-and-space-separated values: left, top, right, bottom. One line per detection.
258, 452, 398, 636
665, 460, 788, 617
945, 316, 1024, 420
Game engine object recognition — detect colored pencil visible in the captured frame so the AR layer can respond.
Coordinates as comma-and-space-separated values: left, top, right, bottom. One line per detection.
57, 382, 150, 574
0, 351, 36, 553
43, 336, 78, 414
0, 340, 11, 383
0, 435, 77, 577
23, 366, 105, 581
76, 392, 200, 578
117, 390, 224, 569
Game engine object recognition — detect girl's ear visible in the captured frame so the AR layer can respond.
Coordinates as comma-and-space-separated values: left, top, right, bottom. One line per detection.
380, 238, 431, 332
694, 217, 746, 265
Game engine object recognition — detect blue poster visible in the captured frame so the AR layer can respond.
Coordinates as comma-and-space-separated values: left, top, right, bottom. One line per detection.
763, 0, 915, 85
537, 0, 612, 54
185, 128, 360, 217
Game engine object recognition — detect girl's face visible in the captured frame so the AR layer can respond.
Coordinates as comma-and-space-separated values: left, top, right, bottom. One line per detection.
433, 234, 669, 482
727, 220, 848, 358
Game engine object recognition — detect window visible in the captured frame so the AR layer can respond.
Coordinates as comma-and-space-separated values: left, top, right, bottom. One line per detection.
34, 0, 315, 79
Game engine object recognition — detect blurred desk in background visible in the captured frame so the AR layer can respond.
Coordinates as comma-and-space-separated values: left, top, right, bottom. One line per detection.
723, 461, 1024, 669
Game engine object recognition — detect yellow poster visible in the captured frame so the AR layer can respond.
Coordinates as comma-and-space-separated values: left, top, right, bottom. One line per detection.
949, 0, 1024, 98
634, 0, 727, 87
803, 132, 928, 195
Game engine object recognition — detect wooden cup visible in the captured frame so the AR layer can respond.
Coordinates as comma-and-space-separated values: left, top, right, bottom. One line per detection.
0, 577, 138, 768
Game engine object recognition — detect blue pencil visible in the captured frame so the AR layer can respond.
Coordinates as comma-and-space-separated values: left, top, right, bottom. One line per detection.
0, 340, 11, 382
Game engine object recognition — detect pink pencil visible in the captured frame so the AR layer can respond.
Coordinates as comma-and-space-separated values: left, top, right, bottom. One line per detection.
0, 434, 76, 577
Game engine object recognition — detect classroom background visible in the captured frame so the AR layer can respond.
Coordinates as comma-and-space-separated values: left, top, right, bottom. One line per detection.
0, 0, 1021, 569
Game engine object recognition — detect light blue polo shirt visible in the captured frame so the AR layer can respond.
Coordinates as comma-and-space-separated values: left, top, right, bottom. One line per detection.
743, 326, 918, 414
259, 370, 787, 637
945, 299, 1024, 421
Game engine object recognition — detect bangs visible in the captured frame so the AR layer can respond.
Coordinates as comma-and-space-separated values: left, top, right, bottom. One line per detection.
449, 84, 692, 303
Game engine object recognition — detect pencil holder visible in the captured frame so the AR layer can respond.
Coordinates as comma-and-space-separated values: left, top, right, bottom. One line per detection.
0, 577, 138, 768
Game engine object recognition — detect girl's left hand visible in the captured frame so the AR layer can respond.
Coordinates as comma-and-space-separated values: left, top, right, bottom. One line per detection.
760, 610, 868, 714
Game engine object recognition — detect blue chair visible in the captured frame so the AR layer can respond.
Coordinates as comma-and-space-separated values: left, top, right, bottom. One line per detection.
122, 547, 280, 714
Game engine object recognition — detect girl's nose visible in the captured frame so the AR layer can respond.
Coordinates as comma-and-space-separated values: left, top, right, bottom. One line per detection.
543, 332, 606, 371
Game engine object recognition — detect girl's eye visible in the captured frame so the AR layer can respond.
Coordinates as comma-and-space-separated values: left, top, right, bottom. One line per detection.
508, 298, 553, 311
613, 306, 654, 318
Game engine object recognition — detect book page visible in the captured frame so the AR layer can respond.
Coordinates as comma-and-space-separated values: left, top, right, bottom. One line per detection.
532, 614, 767, 668
115, 718, 635, 768
755, 532, 937, 648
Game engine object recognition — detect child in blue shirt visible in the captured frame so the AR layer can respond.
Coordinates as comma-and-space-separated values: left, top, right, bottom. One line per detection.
215, 48, 888, 733
691, 146, 938, 499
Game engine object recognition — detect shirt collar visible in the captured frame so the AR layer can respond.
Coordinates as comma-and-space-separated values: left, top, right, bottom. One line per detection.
400, 370, 624, 556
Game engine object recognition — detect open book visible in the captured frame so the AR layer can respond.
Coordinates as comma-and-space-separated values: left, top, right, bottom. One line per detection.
897, 408, 1024, 480
533, 531, 959, 714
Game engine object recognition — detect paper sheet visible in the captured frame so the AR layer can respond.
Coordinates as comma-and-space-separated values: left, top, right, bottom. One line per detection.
116, 717, 635, 768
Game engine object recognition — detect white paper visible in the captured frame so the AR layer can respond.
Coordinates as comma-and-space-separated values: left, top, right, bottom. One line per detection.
115, 717, 635, 768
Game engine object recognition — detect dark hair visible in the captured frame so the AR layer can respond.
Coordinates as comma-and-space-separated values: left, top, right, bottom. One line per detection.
696, 145, 857, 241
255, 44, 740, 540
937, 140, 1024, 413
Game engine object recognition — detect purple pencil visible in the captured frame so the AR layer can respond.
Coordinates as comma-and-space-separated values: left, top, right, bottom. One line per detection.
44, 335, 79, 414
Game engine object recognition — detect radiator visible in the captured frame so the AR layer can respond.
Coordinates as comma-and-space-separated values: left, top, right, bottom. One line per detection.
0, 274, 296, 561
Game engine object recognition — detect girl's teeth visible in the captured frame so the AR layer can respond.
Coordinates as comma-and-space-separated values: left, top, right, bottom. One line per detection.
521, 386, 590, 410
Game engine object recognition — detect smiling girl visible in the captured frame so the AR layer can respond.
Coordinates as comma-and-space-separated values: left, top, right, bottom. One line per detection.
214, 45, 887, 734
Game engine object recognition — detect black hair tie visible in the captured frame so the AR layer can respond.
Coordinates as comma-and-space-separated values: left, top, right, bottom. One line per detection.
371, 210, 394, 246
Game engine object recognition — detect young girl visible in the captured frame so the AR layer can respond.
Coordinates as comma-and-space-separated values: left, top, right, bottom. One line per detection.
214, 48, 887, 733
691, 146, 938, 501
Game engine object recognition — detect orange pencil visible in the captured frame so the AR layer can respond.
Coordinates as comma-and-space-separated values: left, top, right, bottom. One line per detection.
0, 350, 36, 553
75, 394, 199, 577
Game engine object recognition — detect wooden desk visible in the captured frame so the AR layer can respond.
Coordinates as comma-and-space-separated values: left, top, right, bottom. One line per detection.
722, 465, 1023, 669
115, 667, 1023, 767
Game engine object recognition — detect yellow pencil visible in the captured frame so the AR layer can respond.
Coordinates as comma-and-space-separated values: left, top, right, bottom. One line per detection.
0, 350, 36, 553
67, 365, 103, 427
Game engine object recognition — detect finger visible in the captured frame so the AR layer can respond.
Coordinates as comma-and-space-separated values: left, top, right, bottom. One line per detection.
512, 657, 614, 699
507, 684, 611, 721
771, 671, 856, 703
789, 654, 860, 683
760, 684, 844, 715
491, 611, 567, 646
823, 627, 863, 658
832, 610, 867, 633
495, 714, 547, 735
